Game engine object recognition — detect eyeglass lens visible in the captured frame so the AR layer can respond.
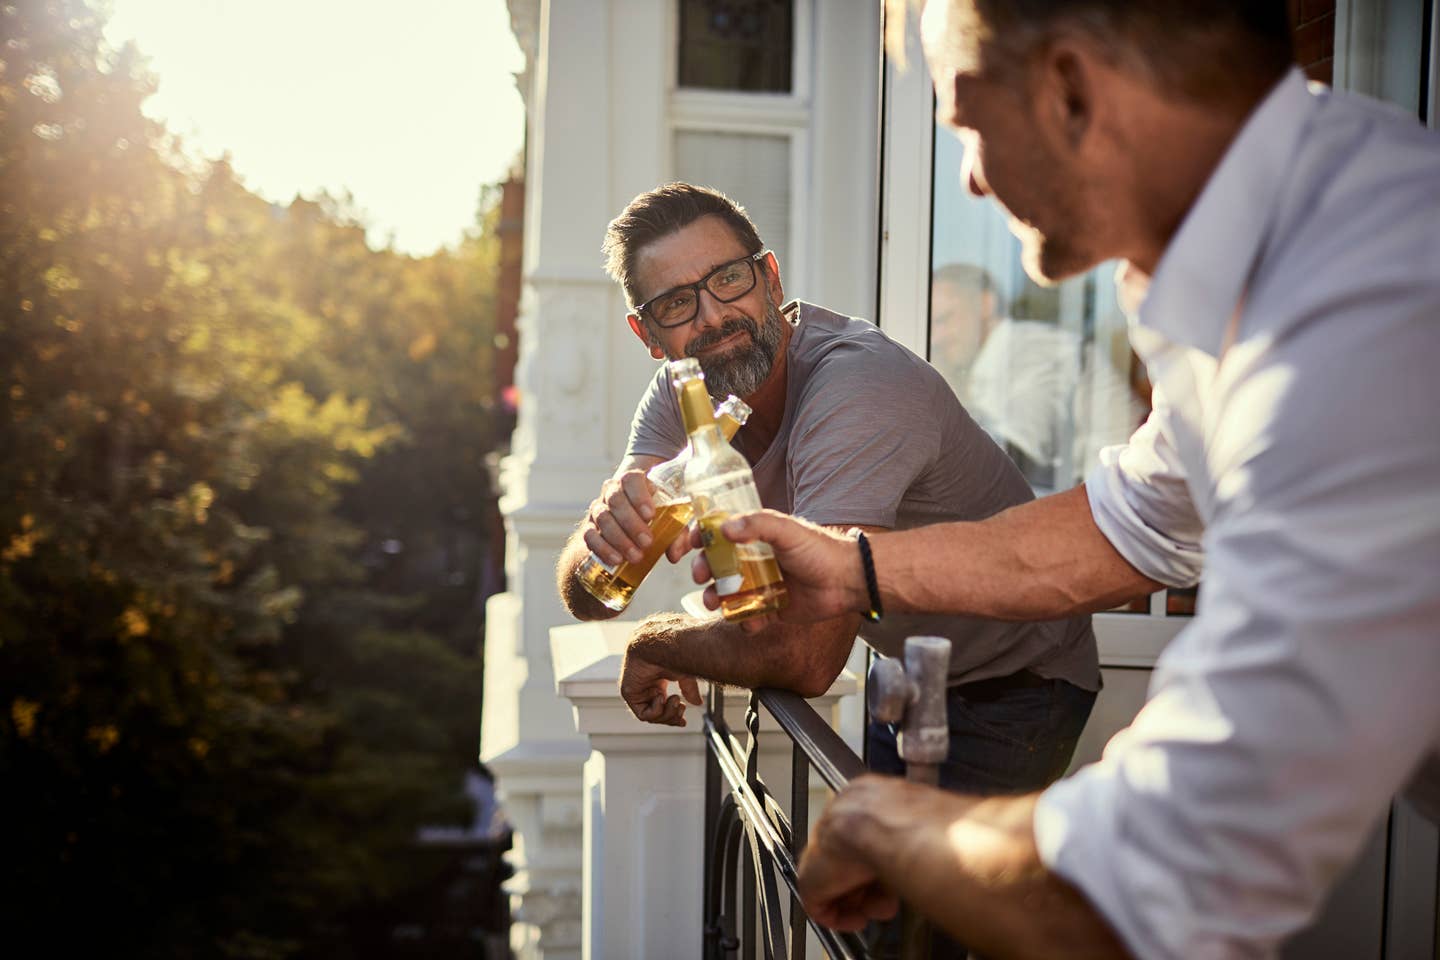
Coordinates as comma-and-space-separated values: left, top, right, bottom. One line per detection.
648, 257, 757, 327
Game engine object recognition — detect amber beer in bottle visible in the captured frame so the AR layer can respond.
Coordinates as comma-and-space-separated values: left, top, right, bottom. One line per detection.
577, 393, 752, 612
672, 358, 787, 622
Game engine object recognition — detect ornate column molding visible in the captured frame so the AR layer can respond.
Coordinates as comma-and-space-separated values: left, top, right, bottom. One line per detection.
504, 281, 614, 508
483, 5, 625, 955
553, 620, 859, 958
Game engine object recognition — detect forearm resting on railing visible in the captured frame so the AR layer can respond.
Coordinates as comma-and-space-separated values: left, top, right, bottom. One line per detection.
629, 611, 860, 700
799, 777, 1132, 960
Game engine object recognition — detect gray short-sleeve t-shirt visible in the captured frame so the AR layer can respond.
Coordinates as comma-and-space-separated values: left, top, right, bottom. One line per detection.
626, 301, 1098, 690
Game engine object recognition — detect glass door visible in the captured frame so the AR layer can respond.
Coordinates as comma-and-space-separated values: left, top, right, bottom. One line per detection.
876, 20, 1188, 681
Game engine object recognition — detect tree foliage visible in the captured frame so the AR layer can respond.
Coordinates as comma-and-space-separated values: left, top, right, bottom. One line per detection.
1, 2, 506, 954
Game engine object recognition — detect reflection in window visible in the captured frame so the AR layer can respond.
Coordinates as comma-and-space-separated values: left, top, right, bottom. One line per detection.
678, 0, 793, 92
926, 125, 1186, 616
928, 127, 1150, 499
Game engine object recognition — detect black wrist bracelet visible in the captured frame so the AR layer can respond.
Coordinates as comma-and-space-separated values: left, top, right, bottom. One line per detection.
855, 531, 883, 623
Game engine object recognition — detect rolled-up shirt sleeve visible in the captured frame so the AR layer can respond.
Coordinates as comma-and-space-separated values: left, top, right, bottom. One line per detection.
1085, 383, 1206, 588
1035, 293, 1440, 958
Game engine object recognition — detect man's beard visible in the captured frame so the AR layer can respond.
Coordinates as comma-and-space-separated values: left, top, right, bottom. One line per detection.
679, 299, 786, 399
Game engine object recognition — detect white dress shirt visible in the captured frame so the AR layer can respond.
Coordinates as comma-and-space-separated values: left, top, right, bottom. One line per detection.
1033, 69, 1440, 959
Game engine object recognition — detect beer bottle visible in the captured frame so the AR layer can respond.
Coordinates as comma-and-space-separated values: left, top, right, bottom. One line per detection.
577, 393, 751, 612
672, 358, 787, 622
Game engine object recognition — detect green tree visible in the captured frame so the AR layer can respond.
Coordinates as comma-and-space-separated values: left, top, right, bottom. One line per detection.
1, 1, 506, 954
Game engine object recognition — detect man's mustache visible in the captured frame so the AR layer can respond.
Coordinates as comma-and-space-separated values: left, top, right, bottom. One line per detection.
685, 315, 757, 356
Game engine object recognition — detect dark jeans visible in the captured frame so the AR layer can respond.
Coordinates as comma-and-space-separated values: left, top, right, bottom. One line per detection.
866, 672, 1096, 793
864, 673, 1097, 959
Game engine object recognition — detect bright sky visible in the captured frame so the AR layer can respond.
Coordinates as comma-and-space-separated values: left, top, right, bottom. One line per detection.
102, 0, 526, 255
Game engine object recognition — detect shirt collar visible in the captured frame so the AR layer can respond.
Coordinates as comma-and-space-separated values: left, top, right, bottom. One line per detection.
1138, 68, 1317, 357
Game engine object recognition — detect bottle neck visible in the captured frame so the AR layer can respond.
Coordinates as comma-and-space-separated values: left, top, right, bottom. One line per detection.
677, 379, 718, 432
716, 413, 745, 441
677, 377, 745, 461
651, 397, 744, 488
687, 423, 726, 454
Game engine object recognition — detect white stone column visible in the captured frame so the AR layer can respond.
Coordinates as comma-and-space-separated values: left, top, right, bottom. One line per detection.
487, 1, 881, 955
485, 1, 671, 957
552, 620, 706, 960
552, 621, 857, 959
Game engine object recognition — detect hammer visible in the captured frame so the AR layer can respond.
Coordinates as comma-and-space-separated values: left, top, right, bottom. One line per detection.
867, 635, 952, 959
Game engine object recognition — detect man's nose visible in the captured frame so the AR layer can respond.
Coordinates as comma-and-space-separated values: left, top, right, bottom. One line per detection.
692, 286, 729, 331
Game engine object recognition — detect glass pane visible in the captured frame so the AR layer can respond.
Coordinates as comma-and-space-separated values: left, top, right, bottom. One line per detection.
674, 130, 790, 270
928, 125, 1150, 500
1326, 0, 1431, 118
677, 0, 793, 93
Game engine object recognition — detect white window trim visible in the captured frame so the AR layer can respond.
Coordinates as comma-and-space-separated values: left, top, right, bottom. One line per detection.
1334, 0, 1437, 121
875, 23, 933, 356
666, 0, 814, 291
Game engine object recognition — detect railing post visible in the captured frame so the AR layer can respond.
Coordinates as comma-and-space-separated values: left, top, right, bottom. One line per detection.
552, 622, 708, 960
790, 741, 809, 960
705, 686, 725, 960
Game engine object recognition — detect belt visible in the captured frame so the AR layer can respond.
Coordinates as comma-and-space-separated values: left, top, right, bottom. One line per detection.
952, 669, 1051, 702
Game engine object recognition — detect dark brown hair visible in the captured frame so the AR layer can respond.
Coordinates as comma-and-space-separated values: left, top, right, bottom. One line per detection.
896, 0, 1293, 103
602, 183, 764, 309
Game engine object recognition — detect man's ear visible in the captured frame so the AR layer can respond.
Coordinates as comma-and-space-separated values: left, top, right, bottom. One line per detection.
626, 313, 667, 360
760, 251, 784, 307
1037, 38, 1095, 151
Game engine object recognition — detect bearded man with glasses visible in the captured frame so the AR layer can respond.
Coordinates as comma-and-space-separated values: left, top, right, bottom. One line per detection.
555, 183, 1100, 842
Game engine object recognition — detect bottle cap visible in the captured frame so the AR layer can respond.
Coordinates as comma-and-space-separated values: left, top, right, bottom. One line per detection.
668, 357, 703, 389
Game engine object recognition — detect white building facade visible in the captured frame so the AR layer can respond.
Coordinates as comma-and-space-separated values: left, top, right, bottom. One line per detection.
489, 1, 1439, 957
486, 3, 881, 956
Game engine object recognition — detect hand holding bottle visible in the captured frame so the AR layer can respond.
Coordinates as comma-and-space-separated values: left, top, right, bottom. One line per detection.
689, 510, 869, 632
672, 359, 787, 622
577, 393, 752, 613
582, 469, 685, 570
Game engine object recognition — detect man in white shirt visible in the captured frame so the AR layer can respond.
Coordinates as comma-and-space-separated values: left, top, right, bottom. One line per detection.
692, 0, 1440, 956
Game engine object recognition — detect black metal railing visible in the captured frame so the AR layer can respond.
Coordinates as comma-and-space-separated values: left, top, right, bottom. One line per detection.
701, 684, 871, 960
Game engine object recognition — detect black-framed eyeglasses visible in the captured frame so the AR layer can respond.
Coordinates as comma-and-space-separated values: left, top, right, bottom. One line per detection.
633, 250, 770, 328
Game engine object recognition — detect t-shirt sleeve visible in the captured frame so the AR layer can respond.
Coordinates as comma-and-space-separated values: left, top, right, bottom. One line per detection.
786, 342, 941, 529
624, 363, 687, 462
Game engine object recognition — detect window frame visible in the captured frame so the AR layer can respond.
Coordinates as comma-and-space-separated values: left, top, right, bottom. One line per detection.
875, 15, 1184, 670
667, 0, 813, 290
1334, 0, 1439, 123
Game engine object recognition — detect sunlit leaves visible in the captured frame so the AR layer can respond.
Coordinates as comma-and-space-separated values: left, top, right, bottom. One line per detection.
1, 0, 506, 953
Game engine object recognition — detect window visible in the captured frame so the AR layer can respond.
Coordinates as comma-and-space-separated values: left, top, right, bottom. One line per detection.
670, 1, 808, 288
677, 0, 793, 92
1333, 0, 1437, 124
928, 128, 1147, 500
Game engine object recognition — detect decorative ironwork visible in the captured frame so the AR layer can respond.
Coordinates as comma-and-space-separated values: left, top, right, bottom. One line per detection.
702, 684, 869, 959
702, 636, 953, 958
